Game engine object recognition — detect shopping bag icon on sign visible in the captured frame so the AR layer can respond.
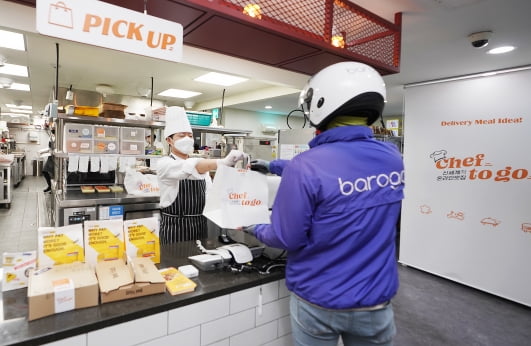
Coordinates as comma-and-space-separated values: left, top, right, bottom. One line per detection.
48, 1, 73, 29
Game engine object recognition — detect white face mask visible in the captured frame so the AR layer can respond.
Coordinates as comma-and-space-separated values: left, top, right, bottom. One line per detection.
173, 136, 194, 155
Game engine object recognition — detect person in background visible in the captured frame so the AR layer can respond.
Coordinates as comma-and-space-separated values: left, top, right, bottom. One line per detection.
157, 106, 246, 244
247, 62, 405, 346
42, 127, 55, 193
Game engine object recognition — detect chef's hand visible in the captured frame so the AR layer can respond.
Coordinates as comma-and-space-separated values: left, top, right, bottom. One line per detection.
218, 150, 247, 167
250, 159, 270, 174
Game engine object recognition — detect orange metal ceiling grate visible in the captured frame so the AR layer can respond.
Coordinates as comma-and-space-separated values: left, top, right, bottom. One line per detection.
221, 0, 401, 72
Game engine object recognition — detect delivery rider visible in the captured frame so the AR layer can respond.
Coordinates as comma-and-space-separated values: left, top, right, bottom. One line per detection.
157, 106, 245, 243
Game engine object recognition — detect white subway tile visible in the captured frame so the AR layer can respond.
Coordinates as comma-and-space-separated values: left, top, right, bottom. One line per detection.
261, 281, 280, 304
140, 326, 200, 346
230, 286, 260, 314
262, 334, 294, 346
230, 321, 278, 346
201, 309, 255, 345
277, 316, 292, 337
205, 338, 230, 346
87, 312, 167, 346
278, 280, 289, 298
169, 296, 230, 333
43, 334, 86, 346
256, 297, 290, 326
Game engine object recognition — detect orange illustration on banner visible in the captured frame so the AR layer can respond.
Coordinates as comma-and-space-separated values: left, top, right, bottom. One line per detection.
48, 1, 73, 29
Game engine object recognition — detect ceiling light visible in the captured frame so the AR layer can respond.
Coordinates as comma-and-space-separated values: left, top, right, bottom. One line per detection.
243, 4, 262, 19
331, 35, 346, 48
194, 72, 248, 86
0, 54, 7, 67
264, 105, 272, 109
158, 89, 202, 99
0, 77, 13, 88
9, 109, 33, 114
0, 29, 26, 51
0, 63, 29, 77
6, 104, 32, 109
10, 83, 30, 91
487, 46, 516, 54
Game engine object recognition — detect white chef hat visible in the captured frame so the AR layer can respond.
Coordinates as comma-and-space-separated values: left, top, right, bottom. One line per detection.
163, 106, 192, 139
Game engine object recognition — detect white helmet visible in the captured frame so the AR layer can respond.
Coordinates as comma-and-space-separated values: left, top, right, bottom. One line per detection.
298, 62, 386, 128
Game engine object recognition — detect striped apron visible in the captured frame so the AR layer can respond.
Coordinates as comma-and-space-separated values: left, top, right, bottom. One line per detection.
160, 178, 208, 244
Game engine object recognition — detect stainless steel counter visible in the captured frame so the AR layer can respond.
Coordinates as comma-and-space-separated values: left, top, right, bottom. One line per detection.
56, 189, 159, 208
54, 189, 160, 226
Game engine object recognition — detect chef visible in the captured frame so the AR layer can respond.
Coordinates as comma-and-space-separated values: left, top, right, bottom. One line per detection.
157, 106, 246, 243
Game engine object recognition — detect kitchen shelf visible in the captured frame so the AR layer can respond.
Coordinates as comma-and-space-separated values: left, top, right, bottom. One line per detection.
56, 114, 252, 135
0, 163, 13, 208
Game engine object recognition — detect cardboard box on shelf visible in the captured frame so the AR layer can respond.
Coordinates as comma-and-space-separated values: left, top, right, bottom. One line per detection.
95, 257, 165, 303
37, 224, 85, 269
27, 262, 99, 321
123, 217, 160, 264
84, 220, 125, 267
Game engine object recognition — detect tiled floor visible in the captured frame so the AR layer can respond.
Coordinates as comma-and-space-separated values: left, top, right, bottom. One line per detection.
0, 176, 51, 256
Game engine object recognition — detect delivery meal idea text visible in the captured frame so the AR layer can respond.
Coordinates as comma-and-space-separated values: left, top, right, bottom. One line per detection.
433, 115, 528, 183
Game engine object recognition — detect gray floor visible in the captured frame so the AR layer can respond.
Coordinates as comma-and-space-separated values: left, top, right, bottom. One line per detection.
1, 176, 530, 345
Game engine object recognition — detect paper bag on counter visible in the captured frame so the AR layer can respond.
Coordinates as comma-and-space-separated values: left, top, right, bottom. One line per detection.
123, 168, 160, 195
203, 165, 270, 229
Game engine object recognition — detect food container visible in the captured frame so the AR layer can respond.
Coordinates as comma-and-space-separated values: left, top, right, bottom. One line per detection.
101, 103, 127, 119
120, 141, 144, 155
121, 127, 145, 141
94, 140, 119, 154
94, 125, 119, 140
74, 106, 100, 117
65, 139, 93, 153
65, 124, 93, 139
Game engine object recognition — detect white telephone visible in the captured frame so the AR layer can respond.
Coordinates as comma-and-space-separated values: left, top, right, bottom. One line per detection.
218, 244, 253, 264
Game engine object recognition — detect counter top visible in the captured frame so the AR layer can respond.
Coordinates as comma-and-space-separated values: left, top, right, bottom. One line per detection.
56, 189, 160, 207
0, 240, 285, 346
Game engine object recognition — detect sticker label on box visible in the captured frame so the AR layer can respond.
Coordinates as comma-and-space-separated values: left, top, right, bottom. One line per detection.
53, 278, 75, 313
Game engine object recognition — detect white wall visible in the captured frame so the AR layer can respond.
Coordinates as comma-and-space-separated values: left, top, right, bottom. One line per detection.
7, 126, 50, 175
222, 109, 307, 137
400, 68, 531, 306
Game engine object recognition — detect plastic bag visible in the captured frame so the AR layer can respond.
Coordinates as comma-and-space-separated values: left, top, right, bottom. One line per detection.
123, 168, 160, 195
203, 164, 270, 229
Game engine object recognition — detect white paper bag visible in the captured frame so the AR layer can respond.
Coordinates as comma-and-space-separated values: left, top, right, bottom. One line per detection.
123, 168, 160, 195
203, 165, 270, 229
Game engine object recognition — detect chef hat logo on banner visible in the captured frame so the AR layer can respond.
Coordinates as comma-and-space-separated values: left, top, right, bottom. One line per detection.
164, 106, 192, 139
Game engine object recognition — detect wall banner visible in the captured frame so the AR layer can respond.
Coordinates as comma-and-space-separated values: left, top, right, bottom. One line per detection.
400, 68, 531, 306
36, 0, 183, 62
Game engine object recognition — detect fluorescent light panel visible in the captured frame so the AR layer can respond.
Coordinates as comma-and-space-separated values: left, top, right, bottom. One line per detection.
10, 83, 31, 91
157, 88, 202, 98
0, 63, 29, 77
487, 46, 516, 54
9, 109, 33, 114
6, 104, 32, 109
194, 72, 248, 86
0, 29, 25, 51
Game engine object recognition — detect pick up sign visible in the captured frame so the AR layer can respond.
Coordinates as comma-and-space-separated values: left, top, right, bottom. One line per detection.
36, 0, 183, 62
